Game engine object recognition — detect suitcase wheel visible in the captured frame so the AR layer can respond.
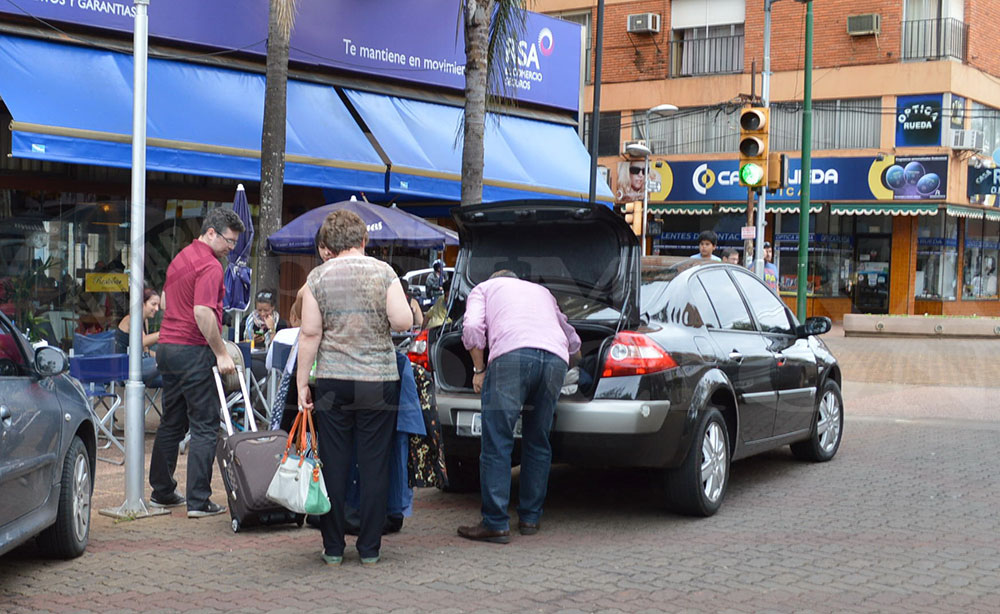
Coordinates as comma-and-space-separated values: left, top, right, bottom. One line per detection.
296, 514, 305, 528
231, 518, 240, 533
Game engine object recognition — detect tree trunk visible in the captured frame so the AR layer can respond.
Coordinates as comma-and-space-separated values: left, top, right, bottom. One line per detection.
461, 0, 492, 206
256, 0, 295, 295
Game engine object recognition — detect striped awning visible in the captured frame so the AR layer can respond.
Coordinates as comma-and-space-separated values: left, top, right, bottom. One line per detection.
768, 202, 824, 214
945, 205, 985, 219
648, 203, 715, 215
829, 203, 939, 216
985, 209, 1000, 222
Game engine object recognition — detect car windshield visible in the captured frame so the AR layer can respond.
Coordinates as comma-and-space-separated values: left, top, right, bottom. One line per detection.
557, 256, 705, 321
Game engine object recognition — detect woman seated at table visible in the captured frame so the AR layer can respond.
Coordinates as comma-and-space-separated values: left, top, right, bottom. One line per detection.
115, 286, 162, 387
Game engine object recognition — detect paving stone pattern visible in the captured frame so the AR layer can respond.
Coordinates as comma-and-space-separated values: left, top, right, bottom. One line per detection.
1, 331, 998, 613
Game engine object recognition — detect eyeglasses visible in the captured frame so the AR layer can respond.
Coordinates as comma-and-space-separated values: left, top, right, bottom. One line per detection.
629, 167, 644, 175
217, 232, 237, 247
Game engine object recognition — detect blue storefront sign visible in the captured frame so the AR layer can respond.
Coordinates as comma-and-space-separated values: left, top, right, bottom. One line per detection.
656, 155, 948, 202
896, 94, 943, 147
0, 0, 581, 111
968, 167, 1000, 196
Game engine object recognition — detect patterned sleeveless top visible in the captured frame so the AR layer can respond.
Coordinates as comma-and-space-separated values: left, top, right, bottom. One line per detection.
306, 255, 399, 382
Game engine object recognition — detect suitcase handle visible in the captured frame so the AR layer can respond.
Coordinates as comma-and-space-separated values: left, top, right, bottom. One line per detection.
212, 366, 235, 437
235, 368, 258, 433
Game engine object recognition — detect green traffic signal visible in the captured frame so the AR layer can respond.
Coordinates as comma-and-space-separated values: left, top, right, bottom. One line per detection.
739, 162, 765, 187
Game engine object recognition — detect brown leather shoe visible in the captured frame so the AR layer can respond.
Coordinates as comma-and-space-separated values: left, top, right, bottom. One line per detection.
518, 521, 540, 536
457, 522, 510, 544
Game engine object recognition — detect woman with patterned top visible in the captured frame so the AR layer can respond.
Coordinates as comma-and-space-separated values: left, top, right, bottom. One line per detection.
296, 209, 413, 566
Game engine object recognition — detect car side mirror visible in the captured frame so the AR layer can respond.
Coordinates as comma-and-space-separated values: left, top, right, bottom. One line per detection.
796, 316, 832, 338
35, 346, 70, 377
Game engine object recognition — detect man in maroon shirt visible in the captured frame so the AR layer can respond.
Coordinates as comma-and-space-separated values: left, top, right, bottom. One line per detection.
149, 207, 244, 517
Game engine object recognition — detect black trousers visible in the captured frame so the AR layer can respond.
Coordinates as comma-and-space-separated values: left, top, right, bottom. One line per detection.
313, 378, 398, 559
150, 344, 218, 509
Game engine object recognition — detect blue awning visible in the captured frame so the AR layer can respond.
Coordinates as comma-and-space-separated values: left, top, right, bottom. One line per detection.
343, 89, 614, 205
0, 34, 386, 192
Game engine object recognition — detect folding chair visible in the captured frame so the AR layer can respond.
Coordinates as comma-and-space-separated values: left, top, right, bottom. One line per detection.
69, 352, 128, 465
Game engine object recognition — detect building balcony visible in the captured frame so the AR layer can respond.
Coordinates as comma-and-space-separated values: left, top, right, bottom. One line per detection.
901, 18, 967, 62
668, 34, 745, 78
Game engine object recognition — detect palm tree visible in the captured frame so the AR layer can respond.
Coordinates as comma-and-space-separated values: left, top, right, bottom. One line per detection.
256, 0, 297, 294
461, 0, 525, 205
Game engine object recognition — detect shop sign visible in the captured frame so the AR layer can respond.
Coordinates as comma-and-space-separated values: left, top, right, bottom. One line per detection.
0, 1, 581, 112
85, 272, 128, 293
950, 95, 966, 129
655, 156, 948, 203
896, 94, 943, 147
967, 167, 1000, 197
916, 237, 959, 248
774, 233, 853, 245
965, 239, 1000, 249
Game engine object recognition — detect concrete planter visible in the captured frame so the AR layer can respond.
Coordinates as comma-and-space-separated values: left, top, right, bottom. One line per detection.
843, 314, 1000, 338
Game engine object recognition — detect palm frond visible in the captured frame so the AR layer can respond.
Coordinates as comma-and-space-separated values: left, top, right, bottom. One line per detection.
485, 0, 527, 111
274, 0, 298, 36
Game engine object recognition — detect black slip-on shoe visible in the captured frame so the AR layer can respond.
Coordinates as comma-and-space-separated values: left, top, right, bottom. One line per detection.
457, 522, 510, 544
149, 491, 186, 508
518, 521, 540, 536
187, 501, 226, 518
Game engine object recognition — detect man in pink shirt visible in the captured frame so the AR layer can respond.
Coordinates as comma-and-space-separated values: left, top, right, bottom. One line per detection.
457, 270, 580, 544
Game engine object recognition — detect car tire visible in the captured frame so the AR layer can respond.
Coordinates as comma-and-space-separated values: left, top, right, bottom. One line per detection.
664, 406, 730, 517
37, 436, 92, 559
790, 379, 844, 462
441, 455, 480, 493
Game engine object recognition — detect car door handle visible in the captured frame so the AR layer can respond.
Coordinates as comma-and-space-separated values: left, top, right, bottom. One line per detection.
773, 352, 786, 365
728, 351, 743, 363
0, 405, 11, 427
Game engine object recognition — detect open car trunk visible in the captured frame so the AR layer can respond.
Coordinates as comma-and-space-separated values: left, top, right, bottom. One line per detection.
432, 321, 617, 398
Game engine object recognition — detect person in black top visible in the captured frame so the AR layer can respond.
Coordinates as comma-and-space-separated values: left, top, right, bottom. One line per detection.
115, 286, 162, 387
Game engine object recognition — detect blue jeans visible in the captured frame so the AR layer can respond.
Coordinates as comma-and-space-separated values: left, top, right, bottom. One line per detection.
479, 348, 567, 531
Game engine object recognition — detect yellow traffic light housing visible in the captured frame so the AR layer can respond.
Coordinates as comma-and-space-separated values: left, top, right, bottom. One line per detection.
739, 106, 770, 188
622, 200, 644, 237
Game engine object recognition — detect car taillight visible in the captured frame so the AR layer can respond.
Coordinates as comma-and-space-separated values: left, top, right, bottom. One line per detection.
407, 329, 431, 371
601, 331, 677, 378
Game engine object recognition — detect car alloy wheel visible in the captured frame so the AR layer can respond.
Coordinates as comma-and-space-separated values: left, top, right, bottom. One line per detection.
72, 451, 92, 543
700, 421, 728, 503
816, 389, 842, 455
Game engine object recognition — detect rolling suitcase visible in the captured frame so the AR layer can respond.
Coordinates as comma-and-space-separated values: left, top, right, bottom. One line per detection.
212, 366, 304, 533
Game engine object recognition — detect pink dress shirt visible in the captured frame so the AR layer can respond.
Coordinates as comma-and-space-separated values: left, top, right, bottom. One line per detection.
462, 277, 581, 366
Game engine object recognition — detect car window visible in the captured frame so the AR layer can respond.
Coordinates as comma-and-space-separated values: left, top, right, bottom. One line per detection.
690, 278, 721, 329
697, 269, 754, 331
732, 270, 795, 335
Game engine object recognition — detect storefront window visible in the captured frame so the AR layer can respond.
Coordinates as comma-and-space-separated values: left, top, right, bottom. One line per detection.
0, 191, 222, 346
962, 218, 999, 300
775, 210, 853, 298
651, 212, 746, 257
916, 214, 958, 300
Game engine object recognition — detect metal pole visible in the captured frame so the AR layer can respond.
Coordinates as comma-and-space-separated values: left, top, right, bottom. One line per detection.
587, 0, 605, 203
754, 1, 774, 278
642, 153, 649, 255
101, 0, 167, 520
797, 0, 814, 321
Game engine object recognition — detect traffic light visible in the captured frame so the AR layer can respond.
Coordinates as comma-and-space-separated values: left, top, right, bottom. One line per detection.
767, 152, 789, 192
622, 201, 644, 237
738, 106, 770, 188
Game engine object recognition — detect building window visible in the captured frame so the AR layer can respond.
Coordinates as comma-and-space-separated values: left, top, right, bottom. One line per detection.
969, 101, 1000, 155
583, 111, 621, 157
669, 23, 744, 78
916, 214, 959, 300
962, 217, 999, 300
775, 210, 854, 298
901, 0, 967, 62
632, 105, 740, 155
771, 98, 881, 151
555, 11, 592, 84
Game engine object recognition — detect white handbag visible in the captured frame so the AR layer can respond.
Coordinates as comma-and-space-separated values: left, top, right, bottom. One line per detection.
266, 409, 330, 515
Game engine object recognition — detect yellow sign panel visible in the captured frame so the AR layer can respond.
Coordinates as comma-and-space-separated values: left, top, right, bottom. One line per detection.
85, 273, 129, 293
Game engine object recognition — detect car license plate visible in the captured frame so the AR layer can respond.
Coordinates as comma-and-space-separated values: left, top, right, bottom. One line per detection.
469, 412, 522, 438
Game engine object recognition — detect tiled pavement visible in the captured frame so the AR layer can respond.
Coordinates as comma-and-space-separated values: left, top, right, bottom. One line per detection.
1, 330, 998, 613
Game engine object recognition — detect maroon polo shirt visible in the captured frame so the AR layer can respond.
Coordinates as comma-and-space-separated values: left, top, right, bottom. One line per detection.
159, 240, 224, 346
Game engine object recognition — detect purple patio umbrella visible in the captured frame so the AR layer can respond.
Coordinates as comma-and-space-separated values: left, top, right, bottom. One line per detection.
223, 184, 254, 315
266, 197, 458, 254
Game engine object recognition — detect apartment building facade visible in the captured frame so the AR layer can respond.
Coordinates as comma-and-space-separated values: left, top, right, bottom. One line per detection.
542, 0, 1000, 320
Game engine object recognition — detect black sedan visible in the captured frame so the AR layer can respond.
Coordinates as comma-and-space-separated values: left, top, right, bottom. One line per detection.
414, 201, 844, 516
0, 311, 96, 557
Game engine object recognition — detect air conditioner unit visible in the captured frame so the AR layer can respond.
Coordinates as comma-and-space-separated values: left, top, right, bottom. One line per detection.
951, 129, 985, 151
846, 13, 881, 36
627, 13, 661, 35
622, 139, 647, 156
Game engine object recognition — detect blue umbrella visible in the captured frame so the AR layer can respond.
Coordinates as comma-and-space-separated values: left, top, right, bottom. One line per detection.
266, 198, 458, 254
223, 184, 254, 311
